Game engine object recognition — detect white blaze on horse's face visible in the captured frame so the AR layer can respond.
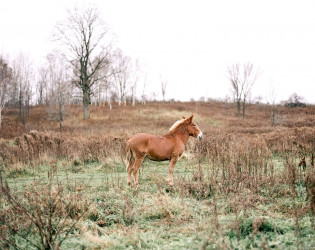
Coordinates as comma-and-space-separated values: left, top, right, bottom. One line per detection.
195, 124, 203, 140
197, 131, 203, 140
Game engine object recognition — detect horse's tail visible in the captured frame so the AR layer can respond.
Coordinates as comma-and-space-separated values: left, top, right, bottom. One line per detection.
126, 141, 134, 171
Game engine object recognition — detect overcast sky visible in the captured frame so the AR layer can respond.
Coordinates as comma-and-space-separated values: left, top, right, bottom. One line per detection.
1, 0, 314, 103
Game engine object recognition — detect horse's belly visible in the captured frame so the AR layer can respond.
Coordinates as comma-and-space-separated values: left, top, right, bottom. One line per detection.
147, 141, 173, 161
146, 151, 171, 161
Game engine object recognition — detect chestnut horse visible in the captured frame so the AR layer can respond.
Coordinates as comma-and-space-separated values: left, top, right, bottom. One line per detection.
126, 115, 202, 187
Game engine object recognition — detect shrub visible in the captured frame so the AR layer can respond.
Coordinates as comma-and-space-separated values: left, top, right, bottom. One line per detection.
0, 169, 91, 249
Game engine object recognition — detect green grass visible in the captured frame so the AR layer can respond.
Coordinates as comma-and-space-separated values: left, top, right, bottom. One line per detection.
2, 157, 315, 249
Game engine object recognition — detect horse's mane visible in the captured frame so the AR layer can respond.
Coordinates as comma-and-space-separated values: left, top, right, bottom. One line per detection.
168, 119, 185, 133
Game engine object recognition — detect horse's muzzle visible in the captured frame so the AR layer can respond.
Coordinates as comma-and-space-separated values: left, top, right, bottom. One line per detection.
197, 132, 203, 140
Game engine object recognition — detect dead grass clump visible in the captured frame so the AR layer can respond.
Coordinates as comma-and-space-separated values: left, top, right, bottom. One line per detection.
0, 142, 17, 166
63, 135, 126, 163
263, 127, 315, 157
175, 164, 212, 200
139, 192, 190, 224
14, 130, 63, 164
0, 169, 91, 249
306, 170, 315, 228
1, 131, 127, 168
0, 122, 26, 139
197, 132, 273, 195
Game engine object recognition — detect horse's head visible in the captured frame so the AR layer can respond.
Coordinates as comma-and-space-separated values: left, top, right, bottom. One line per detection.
183, 115, 203, 140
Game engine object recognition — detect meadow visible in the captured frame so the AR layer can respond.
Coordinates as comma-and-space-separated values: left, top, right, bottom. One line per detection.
1, 101, 315, 249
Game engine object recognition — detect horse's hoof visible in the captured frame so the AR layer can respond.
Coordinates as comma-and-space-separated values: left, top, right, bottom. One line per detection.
168, 181, 174, 186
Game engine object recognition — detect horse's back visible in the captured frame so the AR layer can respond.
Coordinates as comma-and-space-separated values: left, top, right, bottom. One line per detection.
129, 133, 151, 143
128, 133, 174, 161
128, 133, 151, 151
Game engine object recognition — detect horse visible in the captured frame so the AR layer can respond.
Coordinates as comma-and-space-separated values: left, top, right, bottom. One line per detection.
126, 115, 203, 188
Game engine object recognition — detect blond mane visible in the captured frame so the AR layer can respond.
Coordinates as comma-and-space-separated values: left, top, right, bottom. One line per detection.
168, 119, 185, 132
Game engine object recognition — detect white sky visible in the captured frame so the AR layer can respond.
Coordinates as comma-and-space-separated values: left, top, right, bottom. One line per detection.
1, 0, 314, 103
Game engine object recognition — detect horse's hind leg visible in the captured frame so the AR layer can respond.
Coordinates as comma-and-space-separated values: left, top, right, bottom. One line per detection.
133, 154, 145, 188
127, 159, 134, 186
126, 146, 135, 186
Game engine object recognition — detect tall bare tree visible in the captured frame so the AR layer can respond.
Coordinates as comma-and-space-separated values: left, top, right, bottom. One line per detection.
227, 62, 260, 118
266, 84, 277, 126
130, 77, 137, 106
6, 62, 19, 107
10, 54, 33, 125
37, 67, 48, 105
54, 6, 112, 119
0, 56, 12, 126
130, 60, 140, 106
46, 53, 72, 134
112, 50, 132, 106
141, 72, 147, 105
160, 76, 167, 103
102, 78, 112, 107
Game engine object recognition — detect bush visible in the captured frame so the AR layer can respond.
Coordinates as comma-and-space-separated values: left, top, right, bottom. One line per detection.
0, 169, 91, 249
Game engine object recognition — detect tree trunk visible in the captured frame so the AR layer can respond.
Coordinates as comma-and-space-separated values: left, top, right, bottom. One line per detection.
83, 89, 90, 119
59, 104, 63, 135
0, 108, 2, 127
242, 98, 246, 119
271, 106, 275, 126
132, 96, 136, 106
19, 88, 22, 119
83, 102, 90, 119
237, 99, 241, 117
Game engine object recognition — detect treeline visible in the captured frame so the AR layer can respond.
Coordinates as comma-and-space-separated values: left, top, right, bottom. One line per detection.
0, 5, 152, 126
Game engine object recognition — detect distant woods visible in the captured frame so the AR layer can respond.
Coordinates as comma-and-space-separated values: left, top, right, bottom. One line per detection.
0, 5, 143, 123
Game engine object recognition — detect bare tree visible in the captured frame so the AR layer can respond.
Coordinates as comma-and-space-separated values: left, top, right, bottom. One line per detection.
130, 60, 140, 106
130, 77, 137, 106
160, 76, 167, 103
228, 63, 242, 116
54, 6, 112, 119
285, 93, 306, 108
266, 84, 277, 126
141, 72, 147, 105
227, 62, 260, 118
112, 50, 132, 106
102, 78, 112, 107
10, 54, 34, 125
46, 53, 72, 135
6, 62, 19, 107
37, 67, 48, 105
0, 56, 12, 126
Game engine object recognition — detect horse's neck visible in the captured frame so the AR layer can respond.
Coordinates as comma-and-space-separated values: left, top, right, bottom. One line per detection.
167, 127, 189, 144
176, 131, 190, 144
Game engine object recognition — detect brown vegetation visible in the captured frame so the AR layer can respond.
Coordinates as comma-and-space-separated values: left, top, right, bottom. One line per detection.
1, 101, 315, 248
1, 102, 315, 168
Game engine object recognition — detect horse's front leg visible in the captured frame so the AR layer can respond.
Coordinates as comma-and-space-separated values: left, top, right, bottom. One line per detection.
167, 156, 179, 186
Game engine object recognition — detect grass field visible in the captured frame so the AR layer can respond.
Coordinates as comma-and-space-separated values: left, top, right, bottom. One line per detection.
1, 102, 315, 249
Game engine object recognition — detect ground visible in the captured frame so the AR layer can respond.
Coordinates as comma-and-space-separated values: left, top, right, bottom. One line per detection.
1, 102, 315, 249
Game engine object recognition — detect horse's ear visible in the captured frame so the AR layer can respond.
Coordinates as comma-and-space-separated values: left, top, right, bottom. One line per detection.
188, 114, 194, 122
182, 116, 186, 119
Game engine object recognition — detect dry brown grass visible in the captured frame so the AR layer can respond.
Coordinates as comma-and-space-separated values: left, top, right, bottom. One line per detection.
1, 102, 315, 169
1, 102, 315, 248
